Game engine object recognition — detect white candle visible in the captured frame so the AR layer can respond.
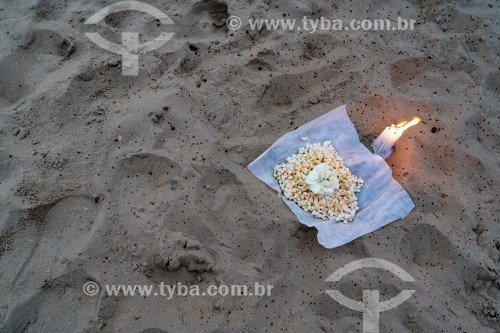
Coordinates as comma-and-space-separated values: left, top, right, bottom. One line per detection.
372, 117, 420, 159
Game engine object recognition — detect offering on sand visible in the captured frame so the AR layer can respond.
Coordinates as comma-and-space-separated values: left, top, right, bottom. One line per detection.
273, 141, 363, 222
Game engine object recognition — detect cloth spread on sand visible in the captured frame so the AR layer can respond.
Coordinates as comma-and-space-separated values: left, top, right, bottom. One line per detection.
248, 105, 415, 249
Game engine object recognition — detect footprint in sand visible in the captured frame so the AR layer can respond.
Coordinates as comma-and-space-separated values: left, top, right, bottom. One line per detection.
1, 269, 99, 333
259, 62, 362, 108
138, 329, 169, 333
0, 29, 75, 105
1, 195, 99, 290
483, 71, 500, 97
399, 223, 459, 267
108, 152, 183, 211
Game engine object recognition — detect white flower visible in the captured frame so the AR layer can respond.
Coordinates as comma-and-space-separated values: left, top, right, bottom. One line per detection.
305, 163, 339, 194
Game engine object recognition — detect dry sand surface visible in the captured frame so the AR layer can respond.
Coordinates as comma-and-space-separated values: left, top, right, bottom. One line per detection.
0, 0, 499, 332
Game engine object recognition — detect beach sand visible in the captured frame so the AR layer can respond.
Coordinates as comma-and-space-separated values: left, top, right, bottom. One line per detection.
0, 0, 498, 332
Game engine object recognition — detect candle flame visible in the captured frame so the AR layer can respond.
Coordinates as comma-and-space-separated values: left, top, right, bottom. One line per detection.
395, 116, 421, 131
373, 116, 421, 159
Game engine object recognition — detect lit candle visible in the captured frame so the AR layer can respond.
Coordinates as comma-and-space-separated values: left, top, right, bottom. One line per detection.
372, 117, 421, 159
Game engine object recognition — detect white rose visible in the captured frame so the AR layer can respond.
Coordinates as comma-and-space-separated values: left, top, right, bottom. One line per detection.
305, 163, 340, 195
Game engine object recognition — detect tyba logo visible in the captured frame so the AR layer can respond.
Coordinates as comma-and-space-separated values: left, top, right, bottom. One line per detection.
84, 1, 174, 75
326, 258, 416, 333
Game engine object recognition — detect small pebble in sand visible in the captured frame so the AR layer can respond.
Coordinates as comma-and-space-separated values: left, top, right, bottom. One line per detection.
16, 128, 29, 140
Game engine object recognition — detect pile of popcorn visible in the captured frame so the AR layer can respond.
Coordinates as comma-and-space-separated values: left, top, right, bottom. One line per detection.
273, 141, 364, 222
